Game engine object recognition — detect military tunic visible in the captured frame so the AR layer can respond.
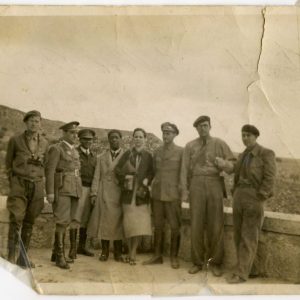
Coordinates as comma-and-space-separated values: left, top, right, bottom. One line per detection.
181, 136, 234, 267
45, 140, 82, 225
73, 147, 97, 228
5, 132, 48, 227
232, 143, 276, 280
151, 143, 183, 231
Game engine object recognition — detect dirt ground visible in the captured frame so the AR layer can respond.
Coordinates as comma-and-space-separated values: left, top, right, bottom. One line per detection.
2, 248, 296, 296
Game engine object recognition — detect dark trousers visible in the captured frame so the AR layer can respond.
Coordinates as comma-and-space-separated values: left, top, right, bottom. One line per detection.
7, 176, 44, 229
189, 176, 224, 266
233, 187, 264, 280
153, 199, 181, 232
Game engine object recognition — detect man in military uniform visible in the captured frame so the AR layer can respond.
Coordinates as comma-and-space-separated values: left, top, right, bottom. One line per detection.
45, 121, 82, 269
73, 128, 97, 257
5, 110, 48, 268
226, 125, 276, 283
143, 122, 183, 269
181, 115, 234, 276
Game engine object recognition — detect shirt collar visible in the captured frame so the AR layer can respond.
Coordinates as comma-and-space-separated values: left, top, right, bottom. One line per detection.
243, 143, 259, 156
163, 142, 175, 150
80, 146, 90, 155
25, 131, 38, 140
111, 148, 121, 155
62, 140, 74, 149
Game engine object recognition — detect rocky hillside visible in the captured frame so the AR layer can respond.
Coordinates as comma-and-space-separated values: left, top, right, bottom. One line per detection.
0, 105, 162, 195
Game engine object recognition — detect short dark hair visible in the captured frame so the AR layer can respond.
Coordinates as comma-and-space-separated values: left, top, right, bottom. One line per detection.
108, 129, 122, 138
133, 128, 147, 138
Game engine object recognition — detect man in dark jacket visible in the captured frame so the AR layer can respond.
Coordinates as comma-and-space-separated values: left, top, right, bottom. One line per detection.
74, 129, 97, 257
226, 124, 276, 283
143, 122, 183, 269
5, 110, 48, 268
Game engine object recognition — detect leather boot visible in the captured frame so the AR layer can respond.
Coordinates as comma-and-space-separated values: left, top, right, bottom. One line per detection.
77, 228, 94, 256
113, 240, 123, 262
170, 232, 180, 269
17, 223, 35, 268
68, 229, 77, 260
143, 230, 163, 265
99, 240, 110, 261
55, 231, 70, 269
50, 233, 58, 262
7, 223, 19, 264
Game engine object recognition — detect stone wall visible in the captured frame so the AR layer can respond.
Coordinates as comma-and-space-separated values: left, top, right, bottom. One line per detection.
0, 196, 299, 283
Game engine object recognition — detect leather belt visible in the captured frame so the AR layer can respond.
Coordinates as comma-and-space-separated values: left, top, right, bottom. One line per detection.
64, 169, 80, 177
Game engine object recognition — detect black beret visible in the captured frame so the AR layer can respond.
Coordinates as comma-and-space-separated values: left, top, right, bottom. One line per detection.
161, 122, 179, 135
108, 129, 122, 138
59, 121, 80, 131
23, 110, 41, 122
242, 124, 260, 137
193, 115, 211, 127
78, 129, 96, 139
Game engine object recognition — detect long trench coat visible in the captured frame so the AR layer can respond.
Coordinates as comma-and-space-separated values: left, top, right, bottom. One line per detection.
87, 149, 124, 240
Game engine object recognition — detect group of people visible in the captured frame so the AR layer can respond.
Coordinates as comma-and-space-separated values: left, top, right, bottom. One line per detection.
5, 110, 276, 284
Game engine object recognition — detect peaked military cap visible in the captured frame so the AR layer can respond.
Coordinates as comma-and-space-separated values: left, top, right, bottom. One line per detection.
23, 110, 42, 122
59, 121, 80, 131
242, 124, 260, 137
193, 115, 211, 127
161, 122, 179, 135
78, 128, 96, 139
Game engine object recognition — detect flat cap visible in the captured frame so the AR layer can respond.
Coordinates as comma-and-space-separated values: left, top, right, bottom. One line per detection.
23, 110, 41, 122
59, 121, 80, 131
78, 128, 96, 139
193, 115, 211, 127
108, 129, 122, 138
242, 124, 260, 137
161, 122, 179, 135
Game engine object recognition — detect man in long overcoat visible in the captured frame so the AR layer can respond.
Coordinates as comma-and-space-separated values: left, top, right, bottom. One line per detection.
89, 129, 124, 261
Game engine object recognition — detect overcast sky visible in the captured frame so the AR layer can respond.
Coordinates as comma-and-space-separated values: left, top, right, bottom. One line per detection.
1, 7, 300, 158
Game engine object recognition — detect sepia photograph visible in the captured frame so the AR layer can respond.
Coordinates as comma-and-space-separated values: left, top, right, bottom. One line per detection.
0, 5, 299, 296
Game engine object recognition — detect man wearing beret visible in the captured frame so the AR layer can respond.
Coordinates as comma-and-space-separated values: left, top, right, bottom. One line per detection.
143, 122, 183, 269
89, 129, 125, 262
45, 121, 82, 269
70, 129, 97, 257
226, 125, 276, 283
181, 115, 234, 276
5, 110, 48, 268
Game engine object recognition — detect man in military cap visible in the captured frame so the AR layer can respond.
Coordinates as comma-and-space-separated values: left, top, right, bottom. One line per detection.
181, 115, 234, 276
226, 125, 276, 283
72, 128, 97, 257
89, 129, 125, 262
45, 121, 82, 269
5, 110, 48, 268
143, 122, 183, 269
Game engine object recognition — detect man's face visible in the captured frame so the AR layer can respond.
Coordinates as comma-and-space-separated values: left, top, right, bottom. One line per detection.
63, 130, 78, 145
162, 131, 177, 144
80, 138, 93, 150
196, 121, 211, 137
242, 131, 257, 148
109, 133, 121, 150
25, 116, 41, 133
